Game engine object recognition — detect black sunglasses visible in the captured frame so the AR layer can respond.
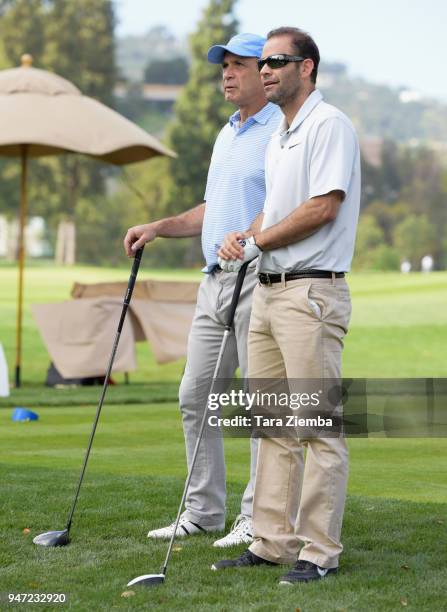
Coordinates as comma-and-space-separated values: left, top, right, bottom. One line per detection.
257, 54, 305, 71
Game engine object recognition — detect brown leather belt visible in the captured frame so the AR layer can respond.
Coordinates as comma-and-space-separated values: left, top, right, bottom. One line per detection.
258, 270, 345, 285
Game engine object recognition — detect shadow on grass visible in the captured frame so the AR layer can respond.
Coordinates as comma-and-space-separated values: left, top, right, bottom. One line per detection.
0, 383, 179, 409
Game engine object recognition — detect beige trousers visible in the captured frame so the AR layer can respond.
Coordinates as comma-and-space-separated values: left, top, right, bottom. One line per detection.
248, 277, 352, 569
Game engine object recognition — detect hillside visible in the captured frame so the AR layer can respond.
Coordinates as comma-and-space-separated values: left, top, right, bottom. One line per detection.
116, 28, 447, 147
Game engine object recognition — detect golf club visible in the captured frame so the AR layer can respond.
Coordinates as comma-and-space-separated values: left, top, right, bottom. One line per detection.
33, 247, 145, 547
127, 261, 250, 588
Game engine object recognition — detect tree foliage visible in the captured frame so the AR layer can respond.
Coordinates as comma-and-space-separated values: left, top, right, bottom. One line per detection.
144, 57, 189, 85
353, 216, 400, 271
0, 0, 46, 65
393, 214, 436, 269
0, 0, 116, 261
43, 0, 116, 106
355, 140, 447, 270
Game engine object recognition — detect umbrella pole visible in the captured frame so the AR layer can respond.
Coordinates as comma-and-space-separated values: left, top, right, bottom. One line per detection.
15, 145, 28, 388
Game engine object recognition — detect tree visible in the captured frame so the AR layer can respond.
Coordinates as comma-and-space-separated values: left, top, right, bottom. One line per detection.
379, 140, 402, 202
364, 200, 407, 244
360, 141, 447, 269
353, 215, 384, 269
0, 0, 46, 66
359, 156, 380, 207
43, 0, 116, 106
398, 146, 447, 266
393, 214, 436, 269
86, 157, 177, 267
368, 245, 400, 271
0, 43, 7, 70
353, 215, 400, 271
355, 216, 384, 253
144, 57, 189, 85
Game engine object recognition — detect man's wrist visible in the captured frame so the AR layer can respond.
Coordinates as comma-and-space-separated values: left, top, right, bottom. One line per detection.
151, 219, 165, 237
251, 233, 264, 251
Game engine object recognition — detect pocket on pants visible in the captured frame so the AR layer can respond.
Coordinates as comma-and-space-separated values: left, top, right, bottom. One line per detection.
308, 297, 322, 319
308, 282, 352, 334
306, 284, 325, 321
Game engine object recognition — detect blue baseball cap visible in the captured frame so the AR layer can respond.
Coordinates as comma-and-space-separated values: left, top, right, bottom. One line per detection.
208, 32, 266, 64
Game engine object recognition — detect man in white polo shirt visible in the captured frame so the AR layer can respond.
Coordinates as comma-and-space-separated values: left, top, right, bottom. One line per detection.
213, 26, 360, 583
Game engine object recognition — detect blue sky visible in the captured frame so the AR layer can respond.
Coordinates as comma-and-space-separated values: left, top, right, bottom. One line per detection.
115, 0, 447, 102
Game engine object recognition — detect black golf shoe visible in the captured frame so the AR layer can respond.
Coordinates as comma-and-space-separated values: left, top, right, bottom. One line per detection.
211, 549, 278, 571
279, 559, 337, 584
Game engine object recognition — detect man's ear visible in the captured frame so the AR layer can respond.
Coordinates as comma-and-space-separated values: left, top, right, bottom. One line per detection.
300, 58, 314, 80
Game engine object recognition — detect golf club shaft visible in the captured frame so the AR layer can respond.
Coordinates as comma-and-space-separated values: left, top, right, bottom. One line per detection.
65, 247, 144, 532
161, 262, 249, 575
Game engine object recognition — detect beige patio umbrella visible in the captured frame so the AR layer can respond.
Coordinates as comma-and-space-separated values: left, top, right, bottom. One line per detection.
0, 54, 175, 387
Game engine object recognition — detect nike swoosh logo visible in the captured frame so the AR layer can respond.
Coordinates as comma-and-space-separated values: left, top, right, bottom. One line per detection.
317, 567, 329, 577
288, 142, 302, 149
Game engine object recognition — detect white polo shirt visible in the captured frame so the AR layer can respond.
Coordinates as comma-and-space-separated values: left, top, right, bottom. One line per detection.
259, 89, 360, 273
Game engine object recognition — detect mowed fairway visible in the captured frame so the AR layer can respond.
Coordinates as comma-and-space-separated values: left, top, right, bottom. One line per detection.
2, 263, 447, 381
1, 264, 447, 610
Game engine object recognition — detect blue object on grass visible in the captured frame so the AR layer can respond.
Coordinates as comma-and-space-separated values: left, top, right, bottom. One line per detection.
12, 407, 39, 422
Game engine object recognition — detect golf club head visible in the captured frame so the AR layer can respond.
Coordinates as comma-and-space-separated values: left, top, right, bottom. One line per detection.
127, 574, 165, 588
33, 529, 70, 547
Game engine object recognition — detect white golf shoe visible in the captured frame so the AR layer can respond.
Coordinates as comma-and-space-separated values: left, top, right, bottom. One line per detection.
147, 516, 224, 539
213, 515, 253, 548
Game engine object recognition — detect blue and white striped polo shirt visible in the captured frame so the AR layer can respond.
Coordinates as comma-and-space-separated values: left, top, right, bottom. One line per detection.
201, 102, 282, 271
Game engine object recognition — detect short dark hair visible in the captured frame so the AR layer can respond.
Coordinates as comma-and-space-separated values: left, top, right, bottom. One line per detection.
267, 27, 320, 83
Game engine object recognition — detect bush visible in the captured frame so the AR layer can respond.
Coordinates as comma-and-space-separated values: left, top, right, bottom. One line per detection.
369, 245, 400, 271
393, 214, 436, 268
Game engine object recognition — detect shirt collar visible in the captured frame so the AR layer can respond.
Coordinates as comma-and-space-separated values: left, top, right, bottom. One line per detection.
229, 102, 279, 129
279, 89, 323, 135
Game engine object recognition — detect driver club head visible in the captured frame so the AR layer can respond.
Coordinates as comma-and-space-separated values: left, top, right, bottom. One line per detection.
127, 574, 165, 588
33, 529, 70, 547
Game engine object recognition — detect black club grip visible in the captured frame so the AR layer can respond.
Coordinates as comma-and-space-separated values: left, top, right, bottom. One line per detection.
124, 246, 144, 306
225, 262, 249, 329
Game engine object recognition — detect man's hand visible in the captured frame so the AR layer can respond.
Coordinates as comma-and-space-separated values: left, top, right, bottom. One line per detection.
123, 223, 158, 257
218, 236, 261, 272
217, 230, 252, 261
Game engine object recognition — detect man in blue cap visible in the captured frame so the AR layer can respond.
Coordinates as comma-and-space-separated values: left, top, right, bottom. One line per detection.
124, 33, 282, 547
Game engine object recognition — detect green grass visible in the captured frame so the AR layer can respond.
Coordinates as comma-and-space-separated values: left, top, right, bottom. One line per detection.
1, 264, 447, 384
344, 272, 447, 377
1, 404, 446, 610
1, 263, 447, 609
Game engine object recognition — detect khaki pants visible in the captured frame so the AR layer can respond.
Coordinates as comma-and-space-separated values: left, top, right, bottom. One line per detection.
248, 277, 352, 568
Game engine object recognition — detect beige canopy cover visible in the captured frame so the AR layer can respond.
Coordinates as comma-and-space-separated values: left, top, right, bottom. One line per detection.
0, 62, 174, 162
31, 279, 199, 379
